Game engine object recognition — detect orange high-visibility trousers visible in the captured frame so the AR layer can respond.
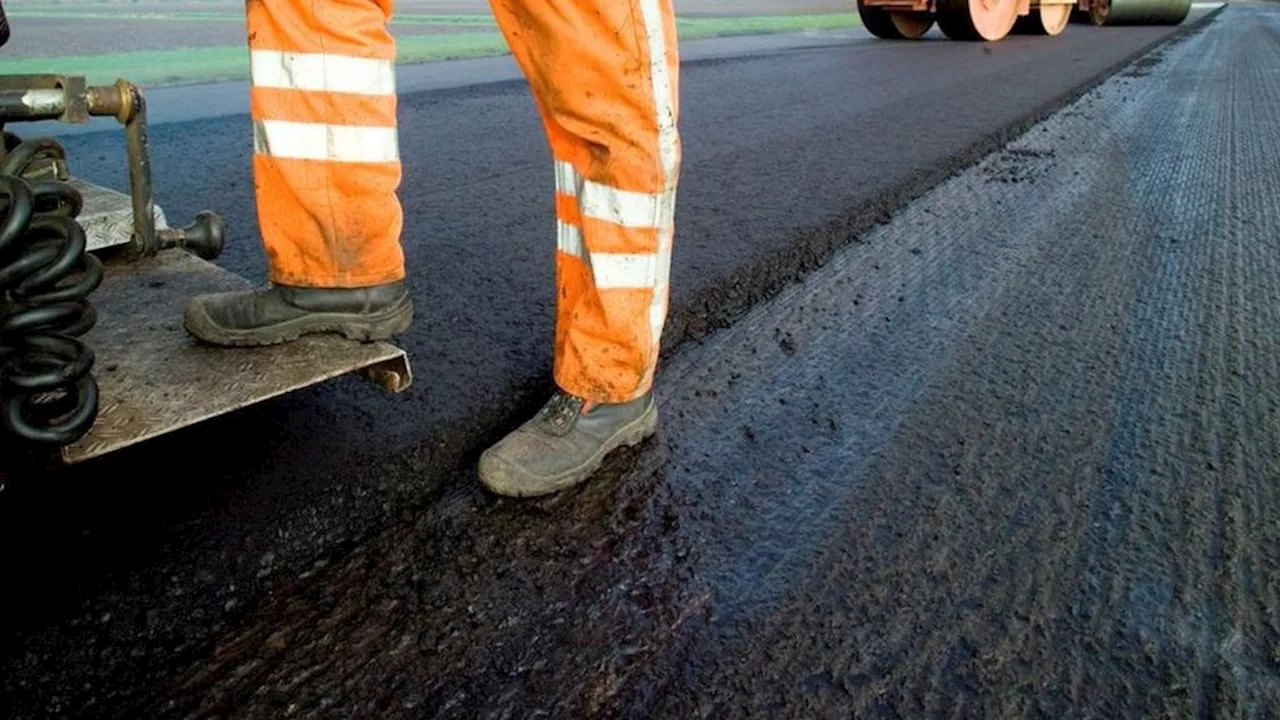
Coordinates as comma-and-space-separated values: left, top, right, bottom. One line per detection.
245, 0, 405, 288
246, 0, 680, 404
491, 0, 682, 404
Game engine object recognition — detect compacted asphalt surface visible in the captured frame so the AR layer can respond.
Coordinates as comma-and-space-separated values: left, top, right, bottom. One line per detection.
10, 4, 1280, 717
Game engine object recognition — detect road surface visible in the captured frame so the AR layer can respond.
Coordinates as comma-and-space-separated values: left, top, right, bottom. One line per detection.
9, 4, 1280, 717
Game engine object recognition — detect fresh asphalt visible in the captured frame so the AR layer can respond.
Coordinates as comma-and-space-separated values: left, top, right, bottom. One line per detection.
8, 5, 1272, 717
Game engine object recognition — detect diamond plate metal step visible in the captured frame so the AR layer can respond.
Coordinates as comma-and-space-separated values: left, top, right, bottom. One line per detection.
55, 179, 412, 464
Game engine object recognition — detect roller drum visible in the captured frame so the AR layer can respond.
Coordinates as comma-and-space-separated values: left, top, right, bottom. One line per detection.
1089, 0, 1191, 25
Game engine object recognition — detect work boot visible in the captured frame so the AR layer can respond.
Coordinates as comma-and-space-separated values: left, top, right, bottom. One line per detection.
183, 281, 412, 347
478, 390, 658, 498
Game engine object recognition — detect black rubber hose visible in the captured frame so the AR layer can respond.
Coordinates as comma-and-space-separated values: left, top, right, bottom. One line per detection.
3, 335, 94, 392
19, 217, 90, 291
2, 377, 98, 446
29, 179, 83, 217
0, 174, 34, 256
0, 137, 65, 177
0, 1, 10, 50
0, 136, 101, 447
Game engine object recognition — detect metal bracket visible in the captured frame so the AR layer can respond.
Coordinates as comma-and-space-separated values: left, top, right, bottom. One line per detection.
359, 353, 414, 393
0, 74, 223, 263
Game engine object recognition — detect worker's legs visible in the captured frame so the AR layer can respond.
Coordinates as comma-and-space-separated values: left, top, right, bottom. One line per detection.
480, 0, 681, 496
183, 0, 412, 346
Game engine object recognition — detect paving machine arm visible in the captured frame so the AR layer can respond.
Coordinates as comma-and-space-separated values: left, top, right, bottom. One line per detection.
0, 76, 225, 261
0, 70, 228, 456
0, 4, 412, 487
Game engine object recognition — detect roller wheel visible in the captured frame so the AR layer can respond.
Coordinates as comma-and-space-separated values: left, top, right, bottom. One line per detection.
936, 0, 1020, 41
858, 0, 936, 39
1013, 3, 1072, 34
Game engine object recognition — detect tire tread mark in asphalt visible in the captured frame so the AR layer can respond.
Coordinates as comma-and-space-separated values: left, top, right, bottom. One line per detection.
1070, 20, 1224, 715
1219, 14, 1280, 711
1061, 13, 1280, 716
623, 7, 1280, 716
1196, 32, 1232, 714
1250, 7, 1280, 685
607, 121, 1131, 715
648, 29, 1115, 718
631, 136, 1105, 632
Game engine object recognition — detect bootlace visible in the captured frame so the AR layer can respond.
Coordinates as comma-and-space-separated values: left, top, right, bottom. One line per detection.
538, 391, 585, 436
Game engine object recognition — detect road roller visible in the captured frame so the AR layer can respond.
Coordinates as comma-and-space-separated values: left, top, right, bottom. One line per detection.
0, 0, 412, 488
857, 0, 1192, 41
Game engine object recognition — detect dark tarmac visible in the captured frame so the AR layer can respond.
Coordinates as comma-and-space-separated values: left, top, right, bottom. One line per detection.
9, 3, 1280, 717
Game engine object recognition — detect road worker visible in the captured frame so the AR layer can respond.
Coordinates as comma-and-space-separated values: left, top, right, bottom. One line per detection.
183, 0, 681, 498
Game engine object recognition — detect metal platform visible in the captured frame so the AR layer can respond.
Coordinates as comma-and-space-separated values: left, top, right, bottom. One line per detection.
73, 177, 164, 252
57, 183, 413, 465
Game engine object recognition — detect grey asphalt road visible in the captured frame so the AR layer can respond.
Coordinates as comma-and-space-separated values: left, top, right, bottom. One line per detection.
5, 4, 1268, 717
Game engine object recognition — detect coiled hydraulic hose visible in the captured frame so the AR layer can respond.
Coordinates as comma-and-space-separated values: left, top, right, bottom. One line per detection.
0, 131, 102, 447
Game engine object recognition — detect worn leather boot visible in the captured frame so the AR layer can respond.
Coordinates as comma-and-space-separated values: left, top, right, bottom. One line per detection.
183, 281, 412, 347
479, 390, 658, 497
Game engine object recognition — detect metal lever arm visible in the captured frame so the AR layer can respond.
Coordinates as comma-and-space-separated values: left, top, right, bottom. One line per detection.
0, 75, 224, 262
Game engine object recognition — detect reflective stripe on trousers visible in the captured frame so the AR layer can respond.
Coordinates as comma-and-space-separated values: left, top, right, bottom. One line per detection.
247, 0, 681, 404
492, 0, 682, 404
246, 0, 405, 287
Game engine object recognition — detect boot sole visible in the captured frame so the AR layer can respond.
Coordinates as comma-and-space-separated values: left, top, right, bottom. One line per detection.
479, 401, 659, 498
184, 295, 414, 348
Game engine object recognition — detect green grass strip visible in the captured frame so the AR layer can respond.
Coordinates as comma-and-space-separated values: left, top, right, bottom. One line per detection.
678, 14, 858, 36
0, 45, 255, 87
0, 14, 859, 88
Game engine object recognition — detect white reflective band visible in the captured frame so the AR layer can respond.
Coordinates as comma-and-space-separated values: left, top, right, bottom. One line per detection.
648, 280, 669, 349
253, 120, 399, 163
556, 220, 586, 260
638, 0, 680, 190
591, 253, 659, 290
556, 220, 667, 291
647, 229, 672, 333
554, 161, 674, 229
653, 231, 673, 295
250, 50, 396, 95
581, 181, 674, 229
638, 0, 679, 350
555, 161, 579, 197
